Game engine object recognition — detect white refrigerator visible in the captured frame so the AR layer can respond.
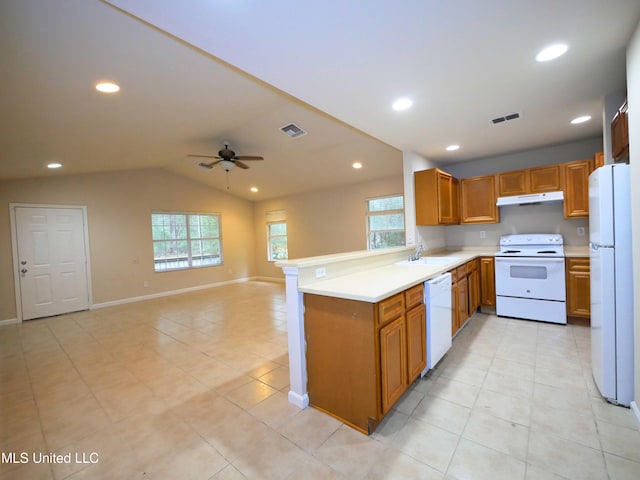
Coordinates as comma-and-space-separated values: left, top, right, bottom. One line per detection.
589, 163, 634, 406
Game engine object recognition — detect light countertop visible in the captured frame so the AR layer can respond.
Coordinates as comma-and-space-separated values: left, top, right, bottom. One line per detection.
299, 250, 493, 303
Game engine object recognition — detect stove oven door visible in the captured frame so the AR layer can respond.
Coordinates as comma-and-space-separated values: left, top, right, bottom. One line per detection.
495, 256, 566, 301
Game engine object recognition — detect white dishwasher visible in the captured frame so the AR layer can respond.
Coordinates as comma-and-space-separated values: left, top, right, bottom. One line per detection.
421, 272, 452, 376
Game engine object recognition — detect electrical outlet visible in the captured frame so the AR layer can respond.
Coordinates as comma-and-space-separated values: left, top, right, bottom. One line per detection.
315, 267, 326, 278
577, 227, 585, 237
143, 281, 149, 288
479, 231, 486, 239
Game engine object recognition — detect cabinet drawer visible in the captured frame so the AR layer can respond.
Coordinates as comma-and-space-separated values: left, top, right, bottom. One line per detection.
567, 258, 589, 272
405, 284, 424, 310
377, 293, 405, 327
467, 259, 479, 272
448, 268, 458, 283
456, 264, 468, 278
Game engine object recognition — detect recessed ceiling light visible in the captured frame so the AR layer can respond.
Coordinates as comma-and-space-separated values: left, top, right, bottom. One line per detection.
446, 145, 460, 151
352, 162, 363, 169
250, 187, 258, 193
570, 115, 592, 124
47, 162, 62, 169
535, 43, 568, 62
392, 97, 413, 111
95, 82, 120, 93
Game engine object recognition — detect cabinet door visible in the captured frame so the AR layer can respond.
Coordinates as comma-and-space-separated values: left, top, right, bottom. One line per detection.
530, 165, 562, 192
460, 175, 499, 224
451, 177, 460, 224
480, 257, 496, 307
379, 316, 407, 414
566, 258, 590, 318
563, 160, 593, 218
406, 305, 426, 382
468, 268, 480, 315
498, 170, 528, 196
457, 277, 468, 330
451, 280, 459, 337
437, 172, 454, 224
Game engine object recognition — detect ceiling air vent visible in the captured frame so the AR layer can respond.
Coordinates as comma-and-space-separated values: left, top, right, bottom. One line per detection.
491, 112, 521, 124
280, 123, 306, 138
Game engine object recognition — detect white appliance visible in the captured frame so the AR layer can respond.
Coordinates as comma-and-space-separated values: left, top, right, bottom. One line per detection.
495, 234, 567, 324
422, 272, 452, 376
589, 163, 634, 406
496, 190, 564, 206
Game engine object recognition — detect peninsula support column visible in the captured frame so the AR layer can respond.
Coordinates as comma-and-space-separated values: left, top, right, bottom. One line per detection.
282, 266, 309, 408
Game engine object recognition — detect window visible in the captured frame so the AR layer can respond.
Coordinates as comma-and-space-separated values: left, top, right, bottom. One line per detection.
268, 222, 288, 261
366, 195, 405, 250
151, 212, 222, 271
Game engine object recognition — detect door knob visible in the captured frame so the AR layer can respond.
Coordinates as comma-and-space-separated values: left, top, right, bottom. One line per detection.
21, 269, 27, 274
21, 260, 27, 265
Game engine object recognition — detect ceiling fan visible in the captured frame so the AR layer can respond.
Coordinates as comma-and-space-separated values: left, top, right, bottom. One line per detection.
188, 142, 264, 171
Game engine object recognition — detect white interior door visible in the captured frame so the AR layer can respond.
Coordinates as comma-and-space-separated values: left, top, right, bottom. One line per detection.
15, 206, 89, 320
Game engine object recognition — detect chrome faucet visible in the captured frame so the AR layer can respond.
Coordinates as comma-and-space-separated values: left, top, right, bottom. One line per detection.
409, 244, 423, 261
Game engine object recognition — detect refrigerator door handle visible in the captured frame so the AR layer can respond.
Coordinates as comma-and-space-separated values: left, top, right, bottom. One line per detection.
590, 242, 614, 250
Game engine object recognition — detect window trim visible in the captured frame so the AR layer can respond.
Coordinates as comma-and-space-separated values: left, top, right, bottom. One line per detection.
151, 211, 223, 272
267, 220, 288, 262
365, 194, 406, 250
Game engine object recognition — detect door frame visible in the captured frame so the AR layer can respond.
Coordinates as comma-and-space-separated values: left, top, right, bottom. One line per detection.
10, 203, 93, 322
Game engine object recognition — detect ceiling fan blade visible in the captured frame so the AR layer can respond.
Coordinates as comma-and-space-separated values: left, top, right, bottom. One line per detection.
234, 160, 250, 169
188, 154, 221, 159
234, 155, 263, 161
198, 160, 222, 169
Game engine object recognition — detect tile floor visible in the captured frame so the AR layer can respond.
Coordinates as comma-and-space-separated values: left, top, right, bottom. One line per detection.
1, 281, 639, 479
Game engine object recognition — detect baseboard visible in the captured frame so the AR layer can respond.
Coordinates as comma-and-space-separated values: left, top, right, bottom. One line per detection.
252, 276, 285, 284
288, 390, 309, 409
631, 401, 640, 429
0, 318, 19, 326
92, 277, 253, 309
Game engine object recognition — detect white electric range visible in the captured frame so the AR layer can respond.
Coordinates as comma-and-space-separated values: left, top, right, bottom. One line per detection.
494, 234, 567, 324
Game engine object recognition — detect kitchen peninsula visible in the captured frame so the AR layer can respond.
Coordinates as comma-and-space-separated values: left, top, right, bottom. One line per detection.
277, 246, 496, 433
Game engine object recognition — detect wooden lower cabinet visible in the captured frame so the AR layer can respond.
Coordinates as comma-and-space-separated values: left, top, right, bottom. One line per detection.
479, 257, 496, 307
450, 259, 480, 337
304, 284, 425, 434
379, 316, 407, 413
406, 304, 427, 383
566, 258, 590, 320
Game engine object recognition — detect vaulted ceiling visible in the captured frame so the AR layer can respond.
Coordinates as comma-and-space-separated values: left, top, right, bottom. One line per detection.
2, 0, 639, 200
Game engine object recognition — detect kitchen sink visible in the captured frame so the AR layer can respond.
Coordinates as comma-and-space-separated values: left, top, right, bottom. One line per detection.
395, 256, 461, 267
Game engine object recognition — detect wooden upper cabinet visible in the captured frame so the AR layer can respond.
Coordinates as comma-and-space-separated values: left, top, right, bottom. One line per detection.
415, 168, 459, 225
612, 100, 629, 161
451, 178, 461, 224
563, 159, 594, 218
594, 151, 604, 169
460, 175, 499, 224
529, 165, 562, 192
497, 170, 528, 196
498, 165, 562, 196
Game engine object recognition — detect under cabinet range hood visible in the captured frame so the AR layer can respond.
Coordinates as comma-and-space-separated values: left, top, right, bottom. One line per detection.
496, 191, 564, 206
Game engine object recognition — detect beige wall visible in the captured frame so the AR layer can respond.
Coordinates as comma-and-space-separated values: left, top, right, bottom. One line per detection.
626, 18, 640, 418
0, 168, 255, 320
253, 176, 405, 279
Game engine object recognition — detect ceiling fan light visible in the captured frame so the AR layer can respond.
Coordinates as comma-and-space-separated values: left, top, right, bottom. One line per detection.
219, 160, 235, 171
